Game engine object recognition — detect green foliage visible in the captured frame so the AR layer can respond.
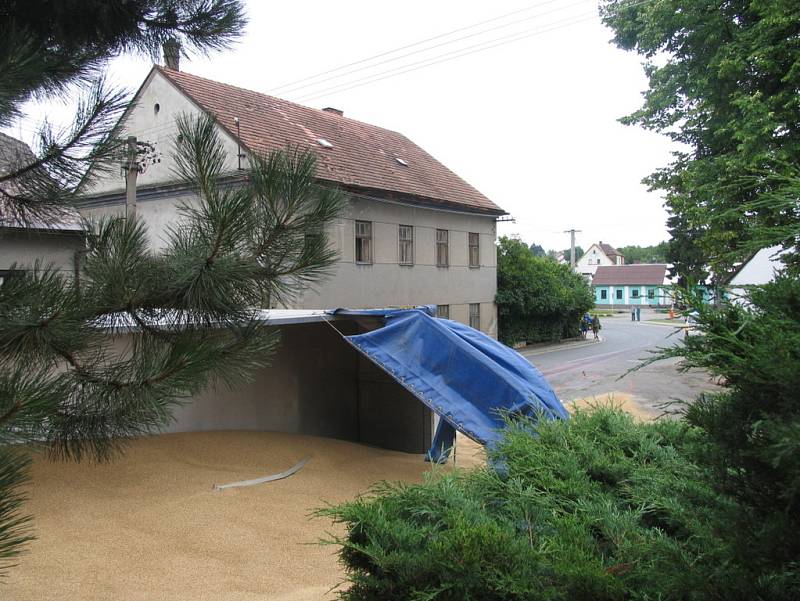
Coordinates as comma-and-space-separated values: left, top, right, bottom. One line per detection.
616, 242, 668, 264
0, 0, 258, 578
0, 114, 343, 569
528, 242, 545, 257
600, 0, 800, 282
650, 276, 800, 576
562, 245, 584, 262
323, 408, 771, 601
1, 1, 246, 124
0, 449, 31, 576
0, 0, 247, 223
496, 237, 593, 345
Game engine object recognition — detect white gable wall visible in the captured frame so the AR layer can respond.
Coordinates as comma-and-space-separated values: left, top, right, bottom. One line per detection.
729, 245, 786, 287
728, 245, 787, 303
86, 69, 242, 196
576, 243, 614, 277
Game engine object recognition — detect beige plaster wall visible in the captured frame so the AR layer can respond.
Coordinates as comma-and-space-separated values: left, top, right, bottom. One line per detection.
0, 229, 84, 273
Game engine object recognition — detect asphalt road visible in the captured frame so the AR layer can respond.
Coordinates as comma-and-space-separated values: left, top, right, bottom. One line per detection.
521, 310, 718, 417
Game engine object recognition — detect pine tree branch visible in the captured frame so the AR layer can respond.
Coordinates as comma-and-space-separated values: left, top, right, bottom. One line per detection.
0, 399, 21, 426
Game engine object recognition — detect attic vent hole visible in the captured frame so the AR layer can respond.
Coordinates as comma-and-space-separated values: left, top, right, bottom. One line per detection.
395, 157, 408, 166
317, 138, 333, 148
154, 103, 160, 115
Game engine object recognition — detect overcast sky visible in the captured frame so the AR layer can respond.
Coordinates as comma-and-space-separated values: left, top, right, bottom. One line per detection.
8, 0, 676, 252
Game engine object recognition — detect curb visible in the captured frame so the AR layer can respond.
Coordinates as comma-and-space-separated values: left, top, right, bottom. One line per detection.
520, 337, 604, 357
640, 320, 689, 328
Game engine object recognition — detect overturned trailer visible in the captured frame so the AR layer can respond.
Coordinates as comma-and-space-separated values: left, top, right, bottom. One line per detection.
166, 306, 567, 459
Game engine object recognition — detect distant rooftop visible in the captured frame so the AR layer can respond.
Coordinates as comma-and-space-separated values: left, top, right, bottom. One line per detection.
592, 264, 668, 286
598, 242, 622, 258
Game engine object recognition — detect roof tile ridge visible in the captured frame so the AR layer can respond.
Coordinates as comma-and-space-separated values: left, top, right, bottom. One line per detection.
156, 66, 408, 137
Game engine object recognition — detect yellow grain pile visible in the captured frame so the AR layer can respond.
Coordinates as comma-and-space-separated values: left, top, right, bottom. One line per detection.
8, 431, 482, 601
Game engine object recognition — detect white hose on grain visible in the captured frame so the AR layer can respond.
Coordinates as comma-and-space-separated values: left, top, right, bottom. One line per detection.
213, 457, 310, 491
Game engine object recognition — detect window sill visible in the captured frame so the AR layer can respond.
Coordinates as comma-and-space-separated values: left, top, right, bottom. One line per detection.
355, 261, 373, 266
399, 262, 414, 267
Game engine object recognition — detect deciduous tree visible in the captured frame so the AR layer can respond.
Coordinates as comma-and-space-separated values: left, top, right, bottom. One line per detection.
600, 0, 800, 282
496, 237, 593, 345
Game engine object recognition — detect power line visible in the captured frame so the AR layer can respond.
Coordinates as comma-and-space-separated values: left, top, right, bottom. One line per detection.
267, 0, 574, 94
275, 0, 592, 98
291, 0, 655, 103
295, 12, 598, 103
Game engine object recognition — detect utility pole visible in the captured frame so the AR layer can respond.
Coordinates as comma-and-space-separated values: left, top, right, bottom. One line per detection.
124, 135, 139, 218
120, 136, 159, 219
564, 229, 582, 267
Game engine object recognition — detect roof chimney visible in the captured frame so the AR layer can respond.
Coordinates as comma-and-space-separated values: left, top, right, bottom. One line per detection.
322, 107, 343, 117
163, 38, 181, 71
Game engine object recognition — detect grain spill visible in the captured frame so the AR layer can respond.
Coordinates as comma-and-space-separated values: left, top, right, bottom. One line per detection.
568, 391, 659, 421
6, 431, 483, 601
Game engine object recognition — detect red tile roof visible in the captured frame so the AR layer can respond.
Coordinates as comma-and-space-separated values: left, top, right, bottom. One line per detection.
599, 242, 622, 258
156, 67, 504, 215
591, 264, 667, 286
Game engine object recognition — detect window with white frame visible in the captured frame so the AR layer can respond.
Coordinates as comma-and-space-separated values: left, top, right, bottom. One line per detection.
355, 221, 372, 264
469, 303, 480, 330
468, 232, 480, 267
436, 229, 449, 267
436, 304, 449, 319
398, 224, 413, 265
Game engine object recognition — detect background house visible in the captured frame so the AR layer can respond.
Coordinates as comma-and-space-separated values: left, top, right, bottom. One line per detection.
591, 264, 669, 307
0, 133, 85, 283
727, 245, 787, 302
80, 64, 505, 337
576, 241, 624, 280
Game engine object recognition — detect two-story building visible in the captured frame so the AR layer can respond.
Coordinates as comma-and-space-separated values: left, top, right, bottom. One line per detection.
576, 241, 625, 280
79, 63, 506, 337
70, 60, 508, 453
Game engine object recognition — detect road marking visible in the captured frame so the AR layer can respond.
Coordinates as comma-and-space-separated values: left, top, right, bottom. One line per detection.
539, 346, 654, 377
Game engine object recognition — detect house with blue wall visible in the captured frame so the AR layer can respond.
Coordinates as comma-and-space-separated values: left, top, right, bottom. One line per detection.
592, 264, 670, 307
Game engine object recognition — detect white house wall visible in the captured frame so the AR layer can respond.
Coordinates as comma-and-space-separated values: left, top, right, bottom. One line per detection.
729, 245, 785, 287
85, 70, 243, 196
576, 243, 614, 278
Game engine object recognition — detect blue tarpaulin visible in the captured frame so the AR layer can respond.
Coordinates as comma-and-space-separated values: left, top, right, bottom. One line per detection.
332, 307, 568, 462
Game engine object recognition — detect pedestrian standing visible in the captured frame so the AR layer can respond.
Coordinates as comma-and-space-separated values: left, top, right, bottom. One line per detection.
580, 316, 588, 339
591, 315, 601, 339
